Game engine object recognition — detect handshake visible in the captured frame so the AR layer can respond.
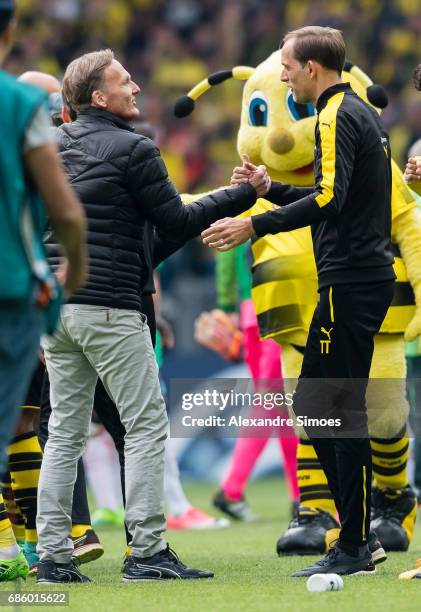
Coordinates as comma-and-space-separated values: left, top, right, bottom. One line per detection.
201, 154, 271, 251
230, 154, 271, 197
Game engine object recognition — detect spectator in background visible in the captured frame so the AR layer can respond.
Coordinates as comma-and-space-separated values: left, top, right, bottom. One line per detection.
19, 70, 64, 125
0, 0, 86, 582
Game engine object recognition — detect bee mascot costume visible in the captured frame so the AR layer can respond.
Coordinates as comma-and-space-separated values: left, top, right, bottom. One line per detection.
175, 50, 421, 554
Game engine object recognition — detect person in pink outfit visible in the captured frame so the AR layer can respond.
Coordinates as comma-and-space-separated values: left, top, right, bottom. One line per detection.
196, 244, 298, 520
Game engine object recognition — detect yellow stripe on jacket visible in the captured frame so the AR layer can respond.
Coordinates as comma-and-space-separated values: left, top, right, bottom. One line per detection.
315, 92, 345, 208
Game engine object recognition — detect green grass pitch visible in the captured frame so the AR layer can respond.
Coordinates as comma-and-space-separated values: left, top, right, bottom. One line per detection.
1, 478, 420, 611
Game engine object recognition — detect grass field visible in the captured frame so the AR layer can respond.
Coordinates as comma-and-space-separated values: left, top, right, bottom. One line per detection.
1, 478, 420, 612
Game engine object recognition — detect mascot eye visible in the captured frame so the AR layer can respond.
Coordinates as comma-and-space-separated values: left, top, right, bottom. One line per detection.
286, 90, 316, 121
249, 91, 269, 126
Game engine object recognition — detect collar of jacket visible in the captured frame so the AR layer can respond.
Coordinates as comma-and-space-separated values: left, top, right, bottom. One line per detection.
316, 82, 352, 113
77, 107, 135, 132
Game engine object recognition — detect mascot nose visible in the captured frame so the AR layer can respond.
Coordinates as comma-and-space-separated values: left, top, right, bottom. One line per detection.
267, 128, 295, 154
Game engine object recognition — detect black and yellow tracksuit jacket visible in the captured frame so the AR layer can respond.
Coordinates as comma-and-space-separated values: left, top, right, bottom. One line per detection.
252, 82, 395, 290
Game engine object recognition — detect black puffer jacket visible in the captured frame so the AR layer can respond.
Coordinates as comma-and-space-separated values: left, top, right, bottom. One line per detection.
46, 108, 256, 311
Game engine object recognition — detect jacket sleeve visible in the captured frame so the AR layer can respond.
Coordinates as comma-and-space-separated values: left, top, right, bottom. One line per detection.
127, 138, 257, 242
252, 110, 358, 237
264, 183, 314, 205
152, 229, 186, 267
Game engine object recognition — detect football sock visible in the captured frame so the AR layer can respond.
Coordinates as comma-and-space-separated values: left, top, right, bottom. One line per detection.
1, 473, 25, 542
371, 428, 409, 491
0, 494, 19, 560
297, 439, 336, 515
8, 432, 42, 544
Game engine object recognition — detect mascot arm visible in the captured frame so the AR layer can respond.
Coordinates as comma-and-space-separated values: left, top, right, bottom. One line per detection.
393, 206, 421, 341
179, 186, 228, 205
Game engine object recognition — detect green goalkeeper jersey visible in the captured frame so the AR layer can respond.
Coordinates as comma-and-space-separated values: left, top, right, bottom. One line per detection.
216, 243, 252, 312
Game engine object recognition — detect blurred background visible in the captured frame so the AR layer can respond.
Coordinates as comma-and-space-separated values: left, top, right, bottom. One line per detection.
6, 1, 421, 480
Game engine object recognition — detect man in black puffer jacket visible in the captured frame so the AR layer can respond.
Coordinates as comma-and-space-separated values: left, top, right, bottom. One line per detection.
36, 48, 270, 585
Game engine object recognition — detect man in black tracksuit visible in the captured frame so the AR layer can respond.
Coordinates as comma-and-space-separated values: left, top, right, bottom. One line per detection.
202, 26, 395, 576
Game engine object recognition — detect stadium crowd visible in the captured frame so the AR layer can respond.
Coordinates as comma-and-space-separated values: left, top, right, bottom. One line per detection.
6, 0, 421, 193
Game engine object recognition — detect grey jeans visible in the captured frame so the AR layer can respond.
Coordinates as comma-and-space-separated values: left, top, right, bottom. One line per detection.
37, 304, 168, 563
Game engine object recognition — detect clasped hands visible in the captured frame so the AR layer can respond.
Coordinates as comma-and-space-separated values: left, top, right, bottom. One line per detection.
201, 154, 271, 251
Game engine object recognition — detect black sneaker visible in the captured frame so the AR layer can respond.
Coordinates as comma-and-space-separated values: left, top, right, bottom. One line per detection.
122, 545, 214, 581
292, 545, 376, 577
71, 529, 104, 565
37, 560, 92, 584
368, 530, 387, 565
326, 530, 387, 566
213, 490, 257, 522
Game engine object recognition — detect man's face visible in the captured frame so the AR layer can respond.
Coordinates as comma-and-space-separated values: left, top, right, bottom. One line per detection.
281, 39, 314, 104
100, 60, 140, 121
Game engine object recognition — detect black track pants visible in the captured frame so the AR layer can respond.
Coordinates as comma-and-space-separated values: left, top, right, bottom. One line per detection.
293, 280, 394, 553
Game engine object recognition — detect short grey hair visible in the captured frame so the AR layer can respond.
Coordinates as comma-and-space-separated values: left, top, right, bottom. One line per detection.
63, 49, 114, 112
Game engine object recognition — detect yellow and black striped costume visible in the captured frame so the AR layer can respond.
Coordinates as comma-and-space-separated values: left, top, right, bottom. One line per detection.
0, 362, 44, 545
